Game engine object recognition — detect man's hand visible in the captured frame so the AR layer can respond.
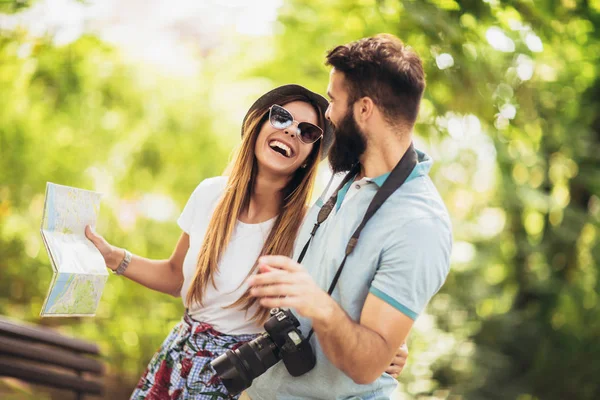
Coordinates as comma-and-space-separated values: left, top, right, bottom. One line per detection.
248, 257, 414, 385
385, 342, 408, 378
247, 255, 335, 322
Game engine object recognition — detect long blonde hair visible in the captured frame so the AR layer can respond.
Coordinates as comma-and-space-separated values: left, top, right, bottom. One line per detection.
186, 94, 325, 324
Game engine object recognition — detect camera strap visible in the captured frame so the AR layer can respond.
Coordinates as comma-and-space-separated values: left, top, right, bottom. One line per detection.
297, 143, 418, 339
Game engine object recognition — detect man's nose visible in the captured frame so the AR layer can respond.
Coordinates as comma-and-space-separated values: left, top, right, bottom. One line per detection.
325, 104, 332, 121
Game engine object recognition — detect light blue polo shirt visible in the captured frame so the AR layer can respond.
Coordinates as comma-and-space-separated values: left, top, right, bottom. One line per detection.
248, 149, 452, 400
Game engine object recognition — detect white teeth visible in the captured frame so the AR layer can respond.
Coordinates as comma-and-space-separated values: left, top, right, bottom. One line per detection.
269, 140, 292, 157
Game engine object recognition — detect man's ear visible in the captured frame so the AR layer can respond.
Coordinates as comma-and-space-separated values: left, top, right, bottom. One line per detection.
354, 97, 375, 124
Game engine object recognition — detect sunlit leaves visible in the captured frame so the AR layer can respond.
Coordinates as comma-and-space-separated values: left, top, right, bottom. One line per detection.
1, 0, 599, 398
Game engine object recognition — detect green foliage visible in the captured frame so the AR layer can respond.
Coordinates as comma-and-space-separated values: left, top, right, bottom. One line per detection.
256, 0, 600, 398
1, 0, 600, 399
0, 1, 31, 14
0, 30, 231, 387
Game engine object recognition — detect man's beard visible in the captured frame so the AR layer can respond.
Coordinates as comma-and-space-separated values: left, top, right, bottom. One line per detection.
328, 108, 367, 173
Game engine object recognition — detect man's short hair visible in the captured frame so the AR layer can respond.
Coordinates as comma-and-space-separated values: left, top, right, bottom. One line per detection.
326, 33, 426, 126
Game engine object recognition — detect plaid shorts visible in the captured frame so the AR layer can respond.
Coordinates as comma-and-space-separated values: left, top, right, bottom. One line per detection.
130, 312, 259, 400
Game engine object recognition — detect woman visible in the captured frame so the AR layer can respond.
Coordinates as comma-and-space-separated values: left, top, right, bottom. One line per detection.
86, 85, 407, 399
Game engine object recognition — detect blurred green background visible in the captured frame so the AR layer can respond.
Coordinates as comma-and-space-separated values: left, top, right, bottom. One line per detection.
1, 0, 599, 399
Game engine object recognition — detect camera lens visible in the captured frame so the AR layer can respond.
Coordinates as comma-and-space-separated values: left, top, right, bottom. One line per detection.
211, 309, 316, 395
211, 332, 280, 396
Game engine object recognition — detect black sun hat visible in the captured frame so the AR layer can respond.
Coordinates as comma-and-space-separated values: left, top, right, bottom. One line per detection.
241, 84, 333, 160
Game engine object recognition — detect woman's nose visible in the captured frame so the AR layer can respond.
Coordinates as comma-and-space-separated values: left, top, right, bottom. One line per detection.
284, 124, 300, 138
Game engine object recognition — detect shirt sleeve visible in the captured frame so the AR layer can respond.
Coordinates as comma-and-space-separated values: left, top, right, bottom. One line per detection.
369, 216, 452, 320
177, 182, 205, 234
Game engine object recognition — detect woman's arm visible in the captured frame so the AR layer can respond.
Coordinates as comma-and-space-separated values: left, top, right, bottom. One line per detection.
384, 341, 408, 378
85, 225, 187, 297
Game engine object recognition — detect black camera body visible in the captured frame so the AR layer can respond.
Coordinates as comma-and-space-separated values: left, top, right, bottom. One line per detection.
211, 308, 316, 396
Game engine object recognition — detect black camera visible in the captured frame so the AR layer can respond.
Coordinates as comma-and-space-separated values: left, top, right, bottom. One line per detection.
210, 308, 316, 396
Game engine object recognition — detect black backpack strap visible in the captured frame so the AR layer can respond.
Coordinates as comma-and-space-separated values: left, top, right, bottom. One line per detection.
323, 144, 418, 297
305, 144, 418, 340
297, 163, 361, 264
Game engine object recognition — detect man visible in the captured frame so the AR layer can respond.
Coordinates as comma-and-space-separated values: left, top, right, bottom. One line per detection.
246, 34, 452, 399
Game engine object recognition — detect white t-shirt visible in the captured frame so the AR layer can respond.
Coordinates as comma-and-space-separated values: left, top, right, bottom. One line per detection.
177, 176, 275, 335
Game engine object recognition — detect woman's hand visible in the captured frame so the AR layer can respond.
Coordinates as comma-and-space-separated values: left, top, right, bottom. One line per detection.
85, 225, 124, 271
385, 341, 408, 379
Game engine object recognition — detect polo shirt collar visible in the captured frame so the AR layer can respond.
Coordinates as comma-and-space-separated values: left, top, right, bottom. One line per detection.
333, 148, 433, 210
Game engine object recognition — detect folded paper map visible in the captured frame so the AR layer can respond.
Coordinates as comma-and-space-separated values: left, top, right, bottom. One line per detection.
40, 183, 108, 317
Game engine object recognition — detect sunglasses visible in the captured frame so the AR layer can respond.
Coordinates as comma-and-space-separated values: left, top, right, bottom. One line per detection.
268, 104, 324, 144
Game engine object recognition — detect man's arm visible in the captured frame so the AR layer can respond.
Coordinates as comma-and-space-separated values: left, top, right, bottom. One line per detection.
248, 261, 413, 384
249, 217, 451, 384
312, 293, 413, 384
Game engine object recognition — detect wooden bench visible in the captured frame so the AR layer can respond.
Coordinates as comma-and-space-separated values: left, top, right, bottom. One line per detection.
0, 316, 104, 399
